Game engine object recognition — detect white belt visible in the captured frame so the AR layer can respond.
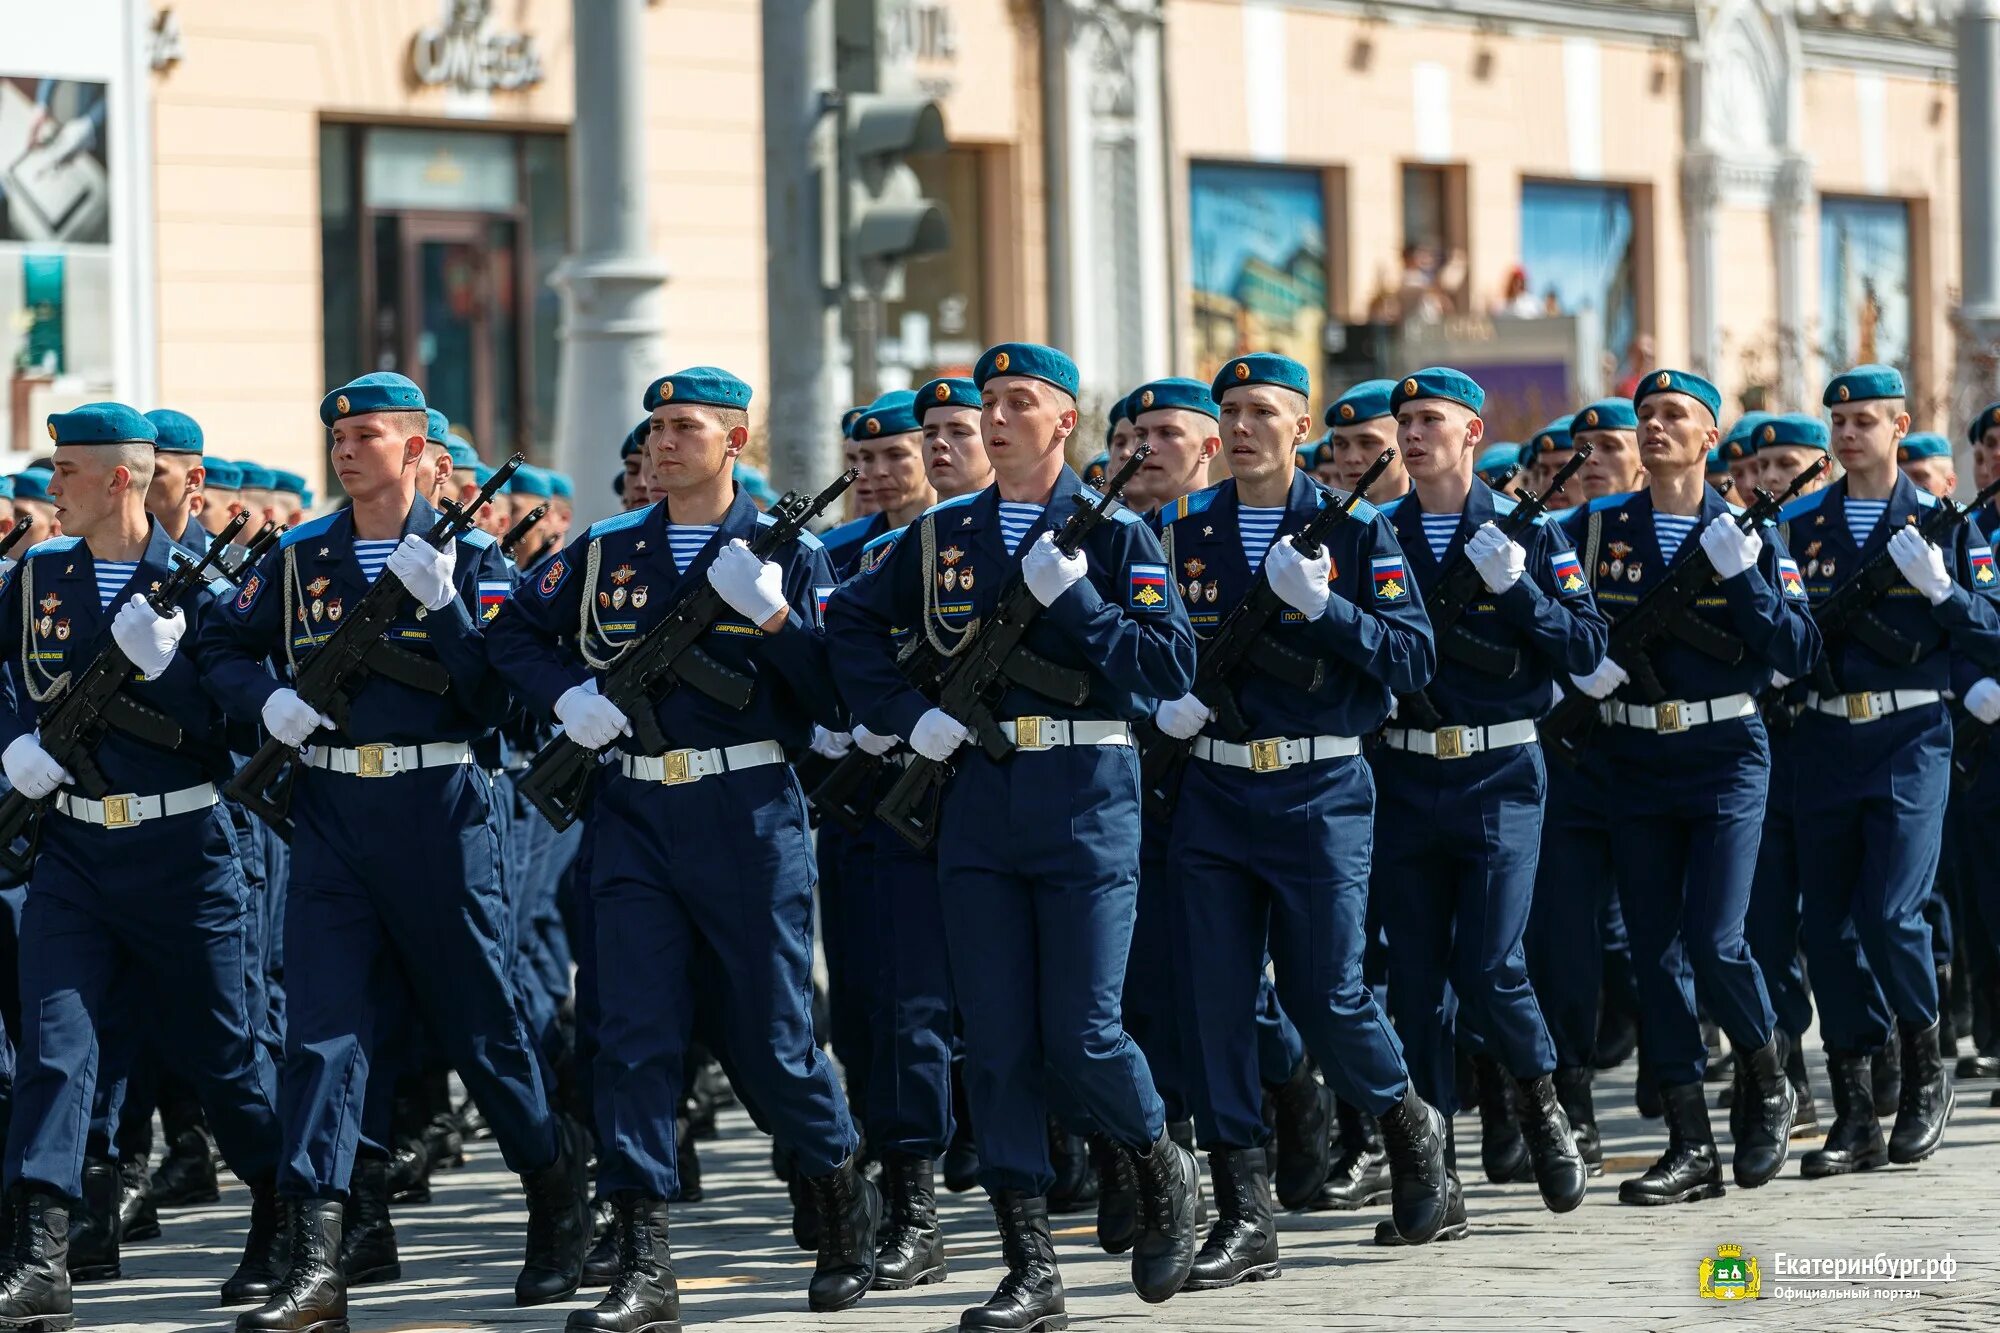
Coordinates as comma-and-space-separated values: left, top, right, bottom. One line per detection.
1193, 734, 1361, 772
998, 718, 1132, 751
302, 742, 473, 778
1806, 689, 1942, 724
54, 783, 218, 829
1599, 693, 1756, 735
620, 739, 787, 785
1381, 718, 1540, 760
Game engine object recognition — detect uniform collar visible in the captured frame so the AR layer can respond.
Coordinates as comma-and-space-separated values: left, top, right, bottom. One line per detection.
649, 483, 764, 574
1822, 471, 1924, 555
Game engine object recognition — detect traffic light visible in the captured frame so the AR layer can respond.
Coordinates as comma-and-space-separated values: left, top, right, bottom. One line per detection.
840, 93, 950, 301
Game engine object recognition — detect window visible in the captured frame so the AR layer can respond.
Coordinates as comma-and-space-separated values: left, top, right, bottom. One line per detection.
1397, 164, 1468, 317
881, 147, 989, 380
1189, 161, 1329, 390
1819, 196, 1911, 376
1519, 180, 1638, 359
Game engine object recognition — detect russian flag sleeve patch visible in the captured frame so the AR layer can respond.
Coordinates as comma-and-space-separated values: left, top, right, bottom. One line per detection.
1371, 555, 1408, 602
1129, 563, 1168, 609
1550, 549, 1586, 595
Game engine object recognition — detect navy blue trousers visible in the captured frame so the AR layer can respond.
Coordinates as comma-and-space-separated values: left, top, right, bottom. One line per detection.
1743, 727, 1816, 1039
856, 823, 956, 1158
1524, 756, 1615, 1069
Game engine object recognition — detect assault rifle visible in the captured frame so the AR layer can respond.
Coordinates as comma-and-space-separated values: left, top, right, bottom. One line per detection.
518, 470, 857, 832
501, 503, 548, 557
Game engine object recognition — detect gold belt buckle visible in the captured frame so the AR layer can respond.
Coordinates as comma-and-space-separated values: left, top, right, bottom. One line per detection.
101, 794, 135, 829
1249, 738, 1286, 773
1844, 691, 1879, 722
660, 749, 696, 784
1655, 701, 1688, 735
1013, 717, 1053, 751
356, 744, 391, 777
1434, 726, 1472, 760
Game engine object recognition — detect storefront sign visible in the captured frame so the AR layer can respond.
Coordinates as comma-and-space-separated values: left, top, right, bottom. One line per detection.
409, 0, 544, 95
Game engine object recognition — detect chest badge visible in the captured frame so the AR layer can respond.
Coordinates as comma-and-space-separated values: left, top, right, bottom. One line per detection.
960, 566, 975, 590
941, 566, 959, 591
939, 545, 964, 566
53, 619, 70, 641
632, 587, 648, 608
612, 586, 628, 609
328, 598, 343, 622
306, 576, 332, 597
611, 564, 636, 586
1626, 561, 1643, 583
1185, 576, 1203, 603
38, 594, 59, 616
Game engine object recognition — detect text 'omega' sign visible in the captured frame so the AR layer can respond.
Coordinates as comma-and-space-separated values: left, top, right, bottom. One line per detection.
409, 0, 545, 94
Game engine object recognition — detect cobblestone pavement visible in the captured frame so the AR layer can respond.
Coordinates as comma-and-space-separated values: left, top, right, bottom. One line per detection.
90, 1048, 2000, 1331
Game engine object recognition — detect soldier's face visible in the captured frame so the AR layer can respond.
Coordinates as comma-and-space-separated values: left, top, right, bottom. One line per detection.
1396, 399, 1482, 484
1900, 455, 1957, 498
1107, 419, 1137, 473
15, 500, 56, 546
1130, 409, 1219, 511
1760, 445, 1827, 497
1575, 430, 1643, 499
331, 411, 426, 503
1727, 456, 1762, 496
145, 452, 198, 522
199, 491, 237, 534
854, 431, 930, 515
1636, 393, 1718, 476
1329, 421, 1403, 494
1828, 399, 1908, 474
1975, 429, 2000, 491
47, 446, 128, 540
1219, 386, 1310, 491
924, 408, 990, 499
981, 376, 1075, 482
647, 404, 745, 496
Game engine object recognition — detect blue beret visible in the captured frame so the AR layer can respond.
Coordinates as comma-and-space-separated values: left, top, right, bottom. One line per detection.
1326, 379, 1396, 428
1765, 413, 1830, 453
918, 377, 980, 420
974, 343, 1080, 398
48, 402, 158, 447
644, 366, 753, 413
446, 436, 480, 470
1212, 352, 1310, 402
1107, 395, 1131, 429
841, 406, 867, 436
510, 464, 554, 498
621, 420, 649, 459
1721, 411, 1773, 458
424, 409, 452, 445
547, 472, 574, 500
1531, 416, 1575, 455
1129, 377, 1219, 422
1390, 367, 1485, 415
1899, 431, 1952, 462
1475, 444, 1522, 480
1706, 447, 1729, 472
237, 463, 277, 491
1824, 363, 1905, 407
201, 458, 242, 489
270, 470, 307, 497
1634, 368, 1721, 422
145, 408, 204, 454
0, 476, 13, 500
733, 463, 779, 506
321, 371, 425, 427
851, 389, 921, 440
1571, 399, 1638, 434
1969, 402, 2000, 445
13, 469, 54, 503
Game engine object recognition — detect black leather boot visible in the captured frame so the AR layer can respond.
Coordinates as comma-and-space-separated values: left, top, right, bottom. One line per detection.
1310, 1100, 1389, 1209
581, 1198, 619, 1287
117, 1157, 159, 1243
0, 1188, 73, 1330
805, 1156, 880, 1312
234, 1198, 346, 1333
1266, 1060, 1332, 1210
337, 1157, 400, 1286
1086, 1135, 1137, 1255
1618, 1080, 1723, 1205
1128, 1129, 1198, 1303
1731, 1035, 1796, 1188
959, 1191, 1064, 1332
1472, 1054, 1532, 1184
1184, 1148, 1279, 1290
150, 1125, 221, 1207
1376, 1084, 1448, 1243
1044, 1124, 1096, 1214
66, 1158, 120, 1282
222, 1180, 290, 1305
1552, 1067, 1602, 1175
1785, 1037, 1819, 1136
1801, 1052, 1886, 1178
386, 1135, 430, 1206
1374, 1123, 1467, 1246
784, 1159, 820, 1251
871, 1153, 944, 1289
421, 1113, 465, 1172
1871, 1036, 1901, 1117
1887, 1018, 1953, 1165
1514, 1074, 1587, 1213
565, 1194, 680, 1333
516, 1118, 590, 1306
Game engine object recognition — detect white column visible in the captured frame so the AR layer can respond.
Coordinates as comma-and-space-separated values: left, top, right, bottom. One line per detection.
1682, 153, 1721, 379
1772, 155, 1812, 405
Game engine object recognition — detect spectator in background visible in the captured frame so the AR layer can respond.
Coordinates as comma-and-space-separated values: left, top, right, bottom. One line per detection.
1394, 243, 1465, 324
1494, 265, 1542, 319
1613, 334, 1658, 398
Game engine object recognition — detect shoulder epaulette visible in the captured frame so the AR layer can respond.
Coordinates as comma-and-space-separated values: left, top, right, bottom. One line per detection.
1915, 491, 1942, 509
1586, 490, 1637, 514
279, 513, 340, 549
1372, 495, 1402, 519
458, 527, 497, 550
585, 508, 649, 540
757, 510, 824, 550
918, 492, 981, 520
1327, 490, 1380, 523
24, 535, 80, 559
1779, 488, 1831, 523
861, 525, 906, 555
822, 515, 878, 548
1163, 485, 1223, 525
1105, 501, 1142, 525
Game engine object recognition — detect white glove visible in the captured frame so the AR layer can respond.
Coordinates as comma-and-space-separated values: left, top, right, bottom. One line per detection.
261, 687, 335, 748
1571, 658, 1629, 700
1265, 536, 1333, 620
1889, 526, 1953, 605
1465, 522, 1525, 595
1967, 678, 2000, 725
852, 724, 901, 756
707, 538, 789, 625
811, 726, 853, 760
1022, 533, 1087, 608
1153, 693, 1214, 741
385, 534, 457, 611
553, 679, 632, 750
2, 733, 70, 800
1771, 672, 1794, 690
909, 708, 969, 762
110, 594, 186, 680
1699, 519, 1763, 581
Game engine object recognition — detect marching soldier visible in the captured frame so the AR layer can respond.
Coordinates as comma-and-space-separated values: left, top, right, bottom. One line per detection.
1559, 369, 1819, 1205
10, 471, 58, 551
1473, 444, 1525, 496
1374, 367, 1600, 1225
141, 410, 210, 555
1785, 366, 2000, 1176
198, 372, 589, 1333
489, 367, 878, 1330
1524, 417, 1576, 498
1721, 412, 1770, 498
197, 459, 243, 537
1897, 432, 1958, 499
1323, 382, 1410, 504
827, 343, 1204, 1329
1956, 402, 2000, 1087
